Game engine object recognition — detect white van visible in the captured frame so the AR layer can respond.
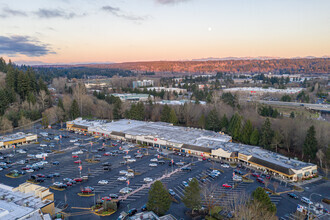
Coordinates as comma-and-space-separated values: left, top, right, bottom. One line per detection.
301, 197, 313, 205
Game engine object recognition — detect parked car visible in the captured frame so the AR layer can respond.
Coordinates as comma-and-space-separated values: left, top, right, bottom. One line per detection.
149, 163, 157, 167
118, 176, 127, 181
128, 208, 137, 216
144, 177, 153, 182
181, 167, 192, 171
182, 181, 189, 187
301, 197, 313, 205
234, 169, 243, 175
168, 189, 176, 196
109, 194, 119, 199
256, 177, 265, 184
98, 180, 109, 185
53, 161, 60, 165
221, 164, 230, 168
74, 178, 83, 182
252, 173, 260, 177
74, 160, 82, 164
222, 183, 232, 188
288, 193, 298, 199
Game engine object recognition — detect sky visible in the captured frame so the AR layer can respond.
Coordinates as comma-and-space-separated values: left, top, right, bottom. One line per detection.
0, 0, 329, 64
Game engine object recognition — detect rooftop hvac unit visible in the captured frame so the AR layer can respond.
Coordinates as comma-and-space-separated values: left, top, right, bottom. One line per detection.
0, 195, 6, 200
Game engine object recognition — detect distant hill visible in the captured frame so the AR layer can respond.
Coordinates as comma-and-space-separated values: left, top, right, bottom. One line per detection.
49, 58, 329, 75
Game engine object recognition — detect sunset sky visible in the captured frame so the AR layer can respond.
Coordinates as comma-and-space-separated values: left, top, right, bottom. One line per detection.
0, 0, 329, 64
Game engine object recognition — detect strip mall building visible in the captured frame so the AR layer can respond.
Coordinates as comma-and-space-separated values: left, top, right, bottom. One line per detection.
67, 118, 317, 182
0, 132, 37, 149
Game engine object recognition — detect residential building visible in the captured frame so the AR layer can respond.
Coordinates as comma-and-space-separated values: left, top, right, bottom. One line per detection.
112, 93, 153, 102
132, 80, 154, 89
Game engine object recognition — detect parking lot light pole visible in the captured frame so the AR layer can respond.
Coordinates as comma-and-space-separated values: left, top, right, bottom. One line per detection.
307, 193, 322, 220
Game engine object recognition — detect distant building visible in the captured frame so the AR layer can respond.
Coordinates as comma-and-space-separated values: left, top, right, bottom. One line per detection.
0, 183, 54, 219
223, 87, 303, 94
132, 80, 154, 89
146, 87, 187, 94
112, 93, 153, 102
0, 132, 37, 149
156, 100, 206, 105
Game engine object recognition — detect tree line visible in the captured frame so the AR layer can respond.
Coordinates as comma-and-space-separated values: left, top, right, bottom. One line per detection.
0, 58, 49, 132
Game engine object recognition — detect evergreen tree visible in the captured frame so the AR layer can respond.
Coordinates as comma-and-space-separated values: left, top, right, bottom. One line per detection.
241, 120, 253, 144
228, 113, 242, 140
220, 114, 229, 131
161, 104, 171, 122
205, 109, 220, 131
113, 98, 122, 119
57, 98, 65, 111
198, 113, 206, 129
250, 128, 260, 145
69, 99, 80, 119
252, 187, 277, 213
147, 181, 171, 216
260, 118, 273, 150
303, 126, 318, 160
168, 108, 178, 125
182, 178, 201, 213
290, 111, 295, 118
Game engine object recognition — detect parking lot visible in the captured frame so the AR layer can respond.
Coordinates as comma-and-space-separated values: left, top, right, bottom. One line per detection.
0, 124, 329, 219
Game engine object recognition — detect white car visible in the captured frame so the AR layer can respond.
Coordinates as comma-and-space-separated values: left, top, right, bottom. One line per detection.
144, 177, 153, 182
119, 187, 133, 194
127, 159, 136, 163
53, 182, 62, 186
117, 176, 127, 181
26, 169, 34, 173
149, 163, 157, 167
233, 175, 242, 182
150, 158, 158, 162
16, 160, 25, 165
17, 150, 27, 154
40, 144, 47, 147
74, 143, 81, 146
123, 155, 131, 159
70, 139, 78, 143
125, 172, 134, 178
221, 164, 229, 168
301, 197, 313, 205
98, 180, 109, 185
119, 170, 128, 175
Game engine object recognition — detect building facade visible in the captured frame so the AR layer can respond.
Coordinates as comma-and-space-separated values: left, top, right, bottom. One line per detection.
67, 118, 317, 182
0, 132, 37, 149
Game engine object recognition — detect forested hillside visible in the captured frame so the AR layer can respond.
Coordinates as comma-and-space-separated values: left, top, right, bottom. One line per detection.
56, 58, 330, 74
0, 58, 50, 132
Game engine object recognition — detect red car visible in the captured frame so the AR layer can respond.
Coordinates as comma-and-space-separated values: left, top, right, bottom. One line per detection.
66, 182, 73, 186
112, 144, 117, 146
256, 177, 265, 184
264, 175, 271, 179
252, 173, 260, 177
72, 155, 79, 158
81, 188, 92, 194
101, 196, 111, 201
202, 157, 206, 161
103, 153, 110, 156
222, 183, 232, 188
36, 174, 45, 178
74, 160, 81, 164
74, 178, 83, 182
22, 167, 30, 170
